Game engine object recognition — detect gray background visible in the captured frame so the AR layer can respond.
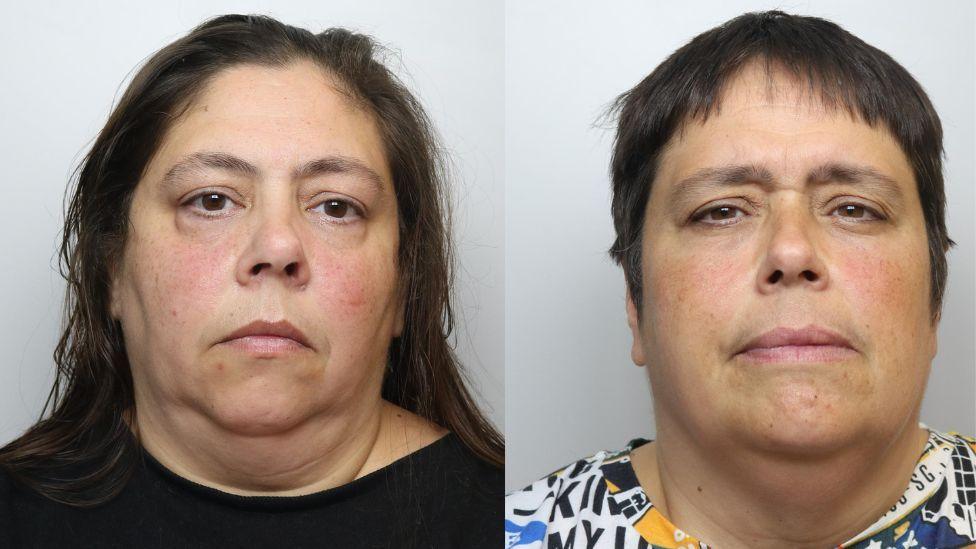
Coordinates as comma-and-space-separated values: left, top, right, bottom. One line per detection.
506, 0, 976, 491
1, 0, 973, 496
0, 1, 504, 444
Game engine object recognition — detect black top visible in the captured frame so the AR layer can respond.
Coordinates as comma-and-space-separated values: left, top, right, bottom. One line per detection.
0, 433, 501, 548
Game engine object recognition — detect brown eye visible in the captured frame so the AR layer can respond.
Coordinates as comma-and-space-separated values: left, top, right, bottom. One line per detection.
200, 193, 227, 211
693, 204, 746, 225
322, 199, 349, 218
838, 205, 865, 218
708, 206, 738, 220
833, 203, 882, 221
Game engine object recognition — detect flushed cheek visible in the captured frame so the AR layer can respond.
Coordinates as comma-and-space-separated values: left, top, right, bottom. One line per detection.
832, 241, 926, 333
315, 257, 369, 312
834, 247, 915, 310
831, 242, 931, 385
312, 249, 397, 315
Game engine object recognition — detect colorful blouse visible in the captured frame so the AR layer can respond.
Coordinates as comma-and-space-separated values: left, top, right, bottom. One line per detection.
506, 427, 976, 548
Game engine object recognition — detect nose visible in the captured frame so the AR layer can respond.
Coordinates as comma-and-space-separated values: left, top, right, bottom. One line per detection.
756, 207, 828, 294
235, 204, 310, 289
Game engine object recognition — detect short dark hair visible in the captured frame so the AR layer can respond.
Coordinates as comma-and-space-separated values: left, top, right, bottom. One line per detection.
0, 14, 502, 506
608, 10, 953, 319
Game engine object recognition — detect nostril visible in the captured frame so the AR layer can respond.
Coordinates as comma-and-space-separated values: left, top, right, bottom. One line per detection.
768, 270, 783, 284
285, 263, 297, 276
802, 270, 818, 282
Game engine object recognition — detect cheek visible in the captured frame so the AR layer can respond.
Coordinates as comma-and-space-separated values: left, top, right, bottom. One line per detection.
310, 239, 401, 321
314, 254, 372, 313
304, 247, 400, 372
134, 228, 396, 321
837, 252, 897, 316
642, 240, 750, 384
122, 237, 230, 358
831, 240, 930, 354
646, 243, 747, 329
155, 244, 228, 316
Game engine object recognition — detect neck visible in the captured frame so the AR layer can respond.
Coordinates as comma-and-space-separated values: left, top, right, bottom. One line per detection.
633, 416, 928, 548
133, 399, 444, 496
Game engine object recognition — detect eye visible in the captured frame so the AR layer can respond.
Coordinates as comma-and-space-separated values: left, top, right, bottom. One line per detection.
185, 191, 237, 215
831, 203, 883, 221
691, 205, 747, 226
199, 193, 228, 211
312, 198, 363, 222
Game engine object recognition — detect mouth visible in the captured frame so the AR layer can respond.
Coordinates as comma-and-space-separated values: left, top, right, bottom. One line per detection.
218, 320, 312, 354
734, 325, 856, 364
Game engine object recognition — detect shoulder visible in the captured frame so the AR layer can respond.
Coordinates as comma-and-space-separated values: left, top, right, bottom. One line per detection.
376, 401, 501, 499
923, 428, 976, 463
394, 433, 502, 548
849, 428, 976, 548
0, 465, 53, 547
506, 441, 646, 546
944, 430, 976, 449
424, 431, 503, 494
923, 428, 976, 488
369, 402, 449, 471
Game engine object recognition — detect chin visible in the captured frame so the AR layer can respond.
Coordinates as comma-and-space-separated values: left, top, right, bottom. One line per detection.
732, 383, 868, 457
747, 417, 857, 458
205, 386, 320, 437
718, 362, 858, 436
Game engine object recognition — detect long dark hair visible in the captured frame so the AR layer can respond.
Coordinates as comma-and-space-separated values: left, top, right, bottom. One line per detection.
0, 14, 502, 506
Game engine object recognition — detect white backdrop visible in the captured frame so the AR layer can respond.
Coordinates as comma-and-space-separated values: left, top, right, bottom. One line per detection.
506, 0, 976, 491
1, 0, 973, 496
0, 1, 504, 443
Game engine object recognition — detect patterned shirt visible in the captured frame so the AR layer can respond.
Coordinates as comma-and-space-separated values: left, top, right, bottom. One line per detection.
506, 427, 976, 548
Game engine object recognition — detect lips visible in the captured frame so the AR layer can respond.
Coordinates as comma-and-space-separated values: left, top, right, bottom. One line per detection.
219, 320, 312, 350
735, 325, 856, 363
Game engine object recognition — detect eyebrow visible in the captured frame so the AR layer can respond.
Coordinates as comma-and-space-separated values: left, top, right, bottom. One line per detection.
160, 151, 385, 192
670, 161, 905, 206
291, 156, 384, 191
673, 164, 775, 192
805, 163, 900, 191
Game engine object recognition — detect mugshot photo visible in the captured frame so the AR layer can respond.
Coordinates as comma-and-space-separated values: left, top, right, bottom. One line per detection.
0, 0, 975, 548
506, 1, 975, 548
0, 1, 502, 547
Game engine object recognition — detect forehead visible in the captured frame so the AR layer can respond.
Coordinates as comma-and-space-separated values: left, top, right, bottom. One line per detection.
147, 61, 391, 186
654, 63, 916, 194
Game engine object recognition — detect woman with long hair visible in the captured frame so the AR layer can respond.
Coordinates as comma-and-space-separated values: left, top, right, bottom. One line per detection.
0, 14, 502, 547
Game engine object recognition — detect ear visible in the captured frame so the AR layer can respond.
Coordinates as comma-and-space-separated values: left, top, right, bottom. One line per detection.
626, 286, 647, 367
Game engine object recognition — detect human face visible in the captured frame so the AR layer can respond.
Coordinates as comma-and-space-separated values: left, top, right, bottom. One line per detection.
110, 62, 402, 437
628, 65, 937, 455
